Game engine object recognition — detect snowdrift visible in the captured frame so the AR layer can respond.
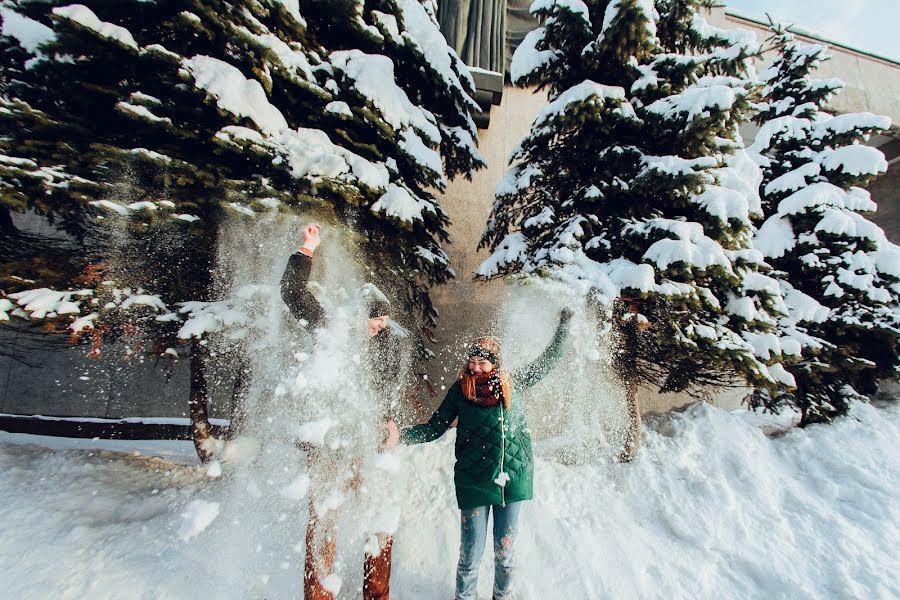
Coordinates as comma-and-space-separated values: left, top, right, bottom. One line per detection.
0, 400, 897, 599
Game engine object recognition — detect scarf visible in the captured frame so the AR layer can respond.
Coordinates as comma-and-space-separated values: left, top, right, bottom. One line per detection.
467, 371, 504, 407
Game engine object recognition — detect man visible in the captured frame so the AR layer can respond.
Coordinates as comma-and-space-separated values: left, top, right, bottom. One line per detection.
281, 222, 401, 600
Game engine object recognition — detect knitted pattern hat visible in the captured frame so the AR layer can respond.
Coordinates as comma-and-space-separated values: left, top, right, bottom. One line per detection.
467, 336, 502, 367
467, 344, 500, 366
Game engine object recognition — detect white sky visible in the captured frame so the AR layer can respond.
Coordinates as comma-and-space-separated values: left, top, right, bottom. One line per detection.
723, 0, 900, 62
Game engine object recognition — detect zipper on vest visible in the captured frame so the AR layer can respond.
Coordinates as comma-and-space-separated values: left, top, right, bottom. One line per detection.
499, 404, 506, 507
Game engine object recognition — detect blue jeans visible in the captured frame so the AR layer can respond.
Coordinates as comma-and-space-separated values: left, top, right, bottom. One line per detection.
455, 502, 523, 600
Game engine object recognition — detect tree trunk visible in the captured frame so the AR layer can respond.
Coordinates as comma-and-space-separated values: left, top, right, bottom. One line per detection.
619, 380, 642, 462
186, 223, 219, 463
189, 339, 215, 463
612, 298, 643, 463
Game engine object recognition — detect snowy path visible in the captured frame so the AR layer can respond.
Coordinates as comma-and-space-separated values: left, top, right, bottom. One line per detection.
1, 401, 898, 599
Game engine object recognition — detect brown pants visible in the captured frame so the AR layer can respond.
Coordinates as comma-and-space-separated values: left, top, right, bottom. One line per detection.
304, 498, 393, 600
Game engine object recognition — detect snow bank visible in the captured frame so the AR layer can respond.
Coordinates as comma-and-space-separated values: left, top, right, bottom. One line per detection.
1, 400, 897, 598
179, 499, 221, 541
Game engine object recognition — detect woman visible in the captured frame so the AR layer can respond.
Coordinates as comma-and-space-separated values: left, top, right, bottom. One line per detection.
383, 309, 571, 600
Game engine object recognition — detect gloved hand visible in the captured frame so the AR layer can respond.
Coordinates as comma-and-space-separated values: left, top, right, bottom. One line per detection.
560, 307, 574, 324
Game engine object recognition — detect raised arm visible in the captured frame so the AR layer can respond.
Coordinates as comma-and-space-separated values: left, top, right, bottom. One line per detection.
512, 309, 572, 391
280, 223, 325, 329
399, 384, 460, 445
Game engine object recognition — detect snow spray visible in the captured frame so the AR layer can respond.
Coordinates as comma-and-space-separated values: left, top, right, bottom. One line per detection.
59, 155, 188, 412
492, 280, 630, 464
195, 213, 412, 598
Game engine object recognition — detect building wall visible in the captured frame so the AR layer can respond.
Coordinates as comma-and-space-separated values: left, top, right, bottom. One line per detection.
422, 86, 547, 395
0, 324, 234, 420
712, 9, 900, 126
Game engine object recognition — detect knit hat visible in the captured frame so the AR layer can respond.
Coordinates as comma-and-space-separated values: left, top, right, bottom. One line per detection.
467, 336, 502, 367
360, 283, 391, 318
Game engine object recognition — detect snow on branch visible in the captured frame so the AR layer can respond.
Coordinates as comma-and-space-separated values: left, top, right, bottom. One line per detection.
510, 27, 557, 85
0, 6, 56, 55
213, 125, 390, 193
370, 183, 436, 224
818, 145, 888, 178
476, 233, 528, 279
234, 26, 315, 84
638, 220, 733, 273
52, 4, 138, 50
3, 285, 169, 333
395, 0, 477, 105
2, 282, 296, 345
531, 0, 591, 23
645, 84, 739, 125
6, 288, 89, 320
600, 0, 657, 42
182, 55, 289, 136
115, 101, 173, 125
812, 113, 892, 140
521, 80, 639, 146
690, 15, 757, 55
177, 285, 276, 340
330, 50, 440, 145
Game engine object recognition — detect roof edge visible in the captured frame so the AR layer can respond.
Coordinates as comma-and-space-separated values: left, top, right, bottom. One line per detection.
724, 9, 900, 68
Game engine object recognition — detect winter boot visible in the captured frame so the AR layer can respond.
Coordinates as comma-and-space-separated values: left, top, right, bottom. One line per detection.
363, 533, 393, 600
304, 498, 336, 600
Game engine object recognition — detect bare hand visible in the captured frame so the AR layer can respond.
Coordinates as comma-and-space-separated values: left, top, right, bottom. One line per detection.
380, 419, 400, 451
301, 223, 322, 252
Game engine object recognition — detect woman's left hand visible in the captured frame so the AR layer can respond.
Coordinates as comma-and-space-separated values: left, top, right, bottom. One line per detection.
380, 419, 400, 451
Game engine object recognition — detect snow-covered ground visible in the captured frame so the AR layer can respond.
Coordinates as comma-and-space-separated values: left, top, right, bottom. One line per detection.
1, 400, 897, 599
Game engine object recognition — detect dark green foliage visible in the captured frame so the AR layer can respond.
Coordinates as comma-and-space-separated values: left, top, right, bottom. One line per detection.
749, 29, 899, 425
480, 0, 788, 395
1, 0, 483, 347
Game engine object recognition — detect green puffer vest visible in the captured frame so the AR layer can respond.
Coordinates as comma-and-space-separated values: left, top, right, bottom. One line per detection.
401, 320, 569, 509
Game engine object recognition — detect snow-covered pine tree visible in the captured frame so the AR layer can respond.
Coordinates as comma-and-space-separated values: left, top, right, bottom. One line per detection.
749, 28, 899, 425
0, 0, 483, 458
478, 0, 794, 458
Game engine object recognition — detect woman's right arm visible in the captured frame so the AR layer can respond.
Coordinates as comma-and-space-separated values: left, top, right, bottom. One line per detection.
399, 386, 459, 445
512, 309, 571, 391
280, 252, 326, 329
